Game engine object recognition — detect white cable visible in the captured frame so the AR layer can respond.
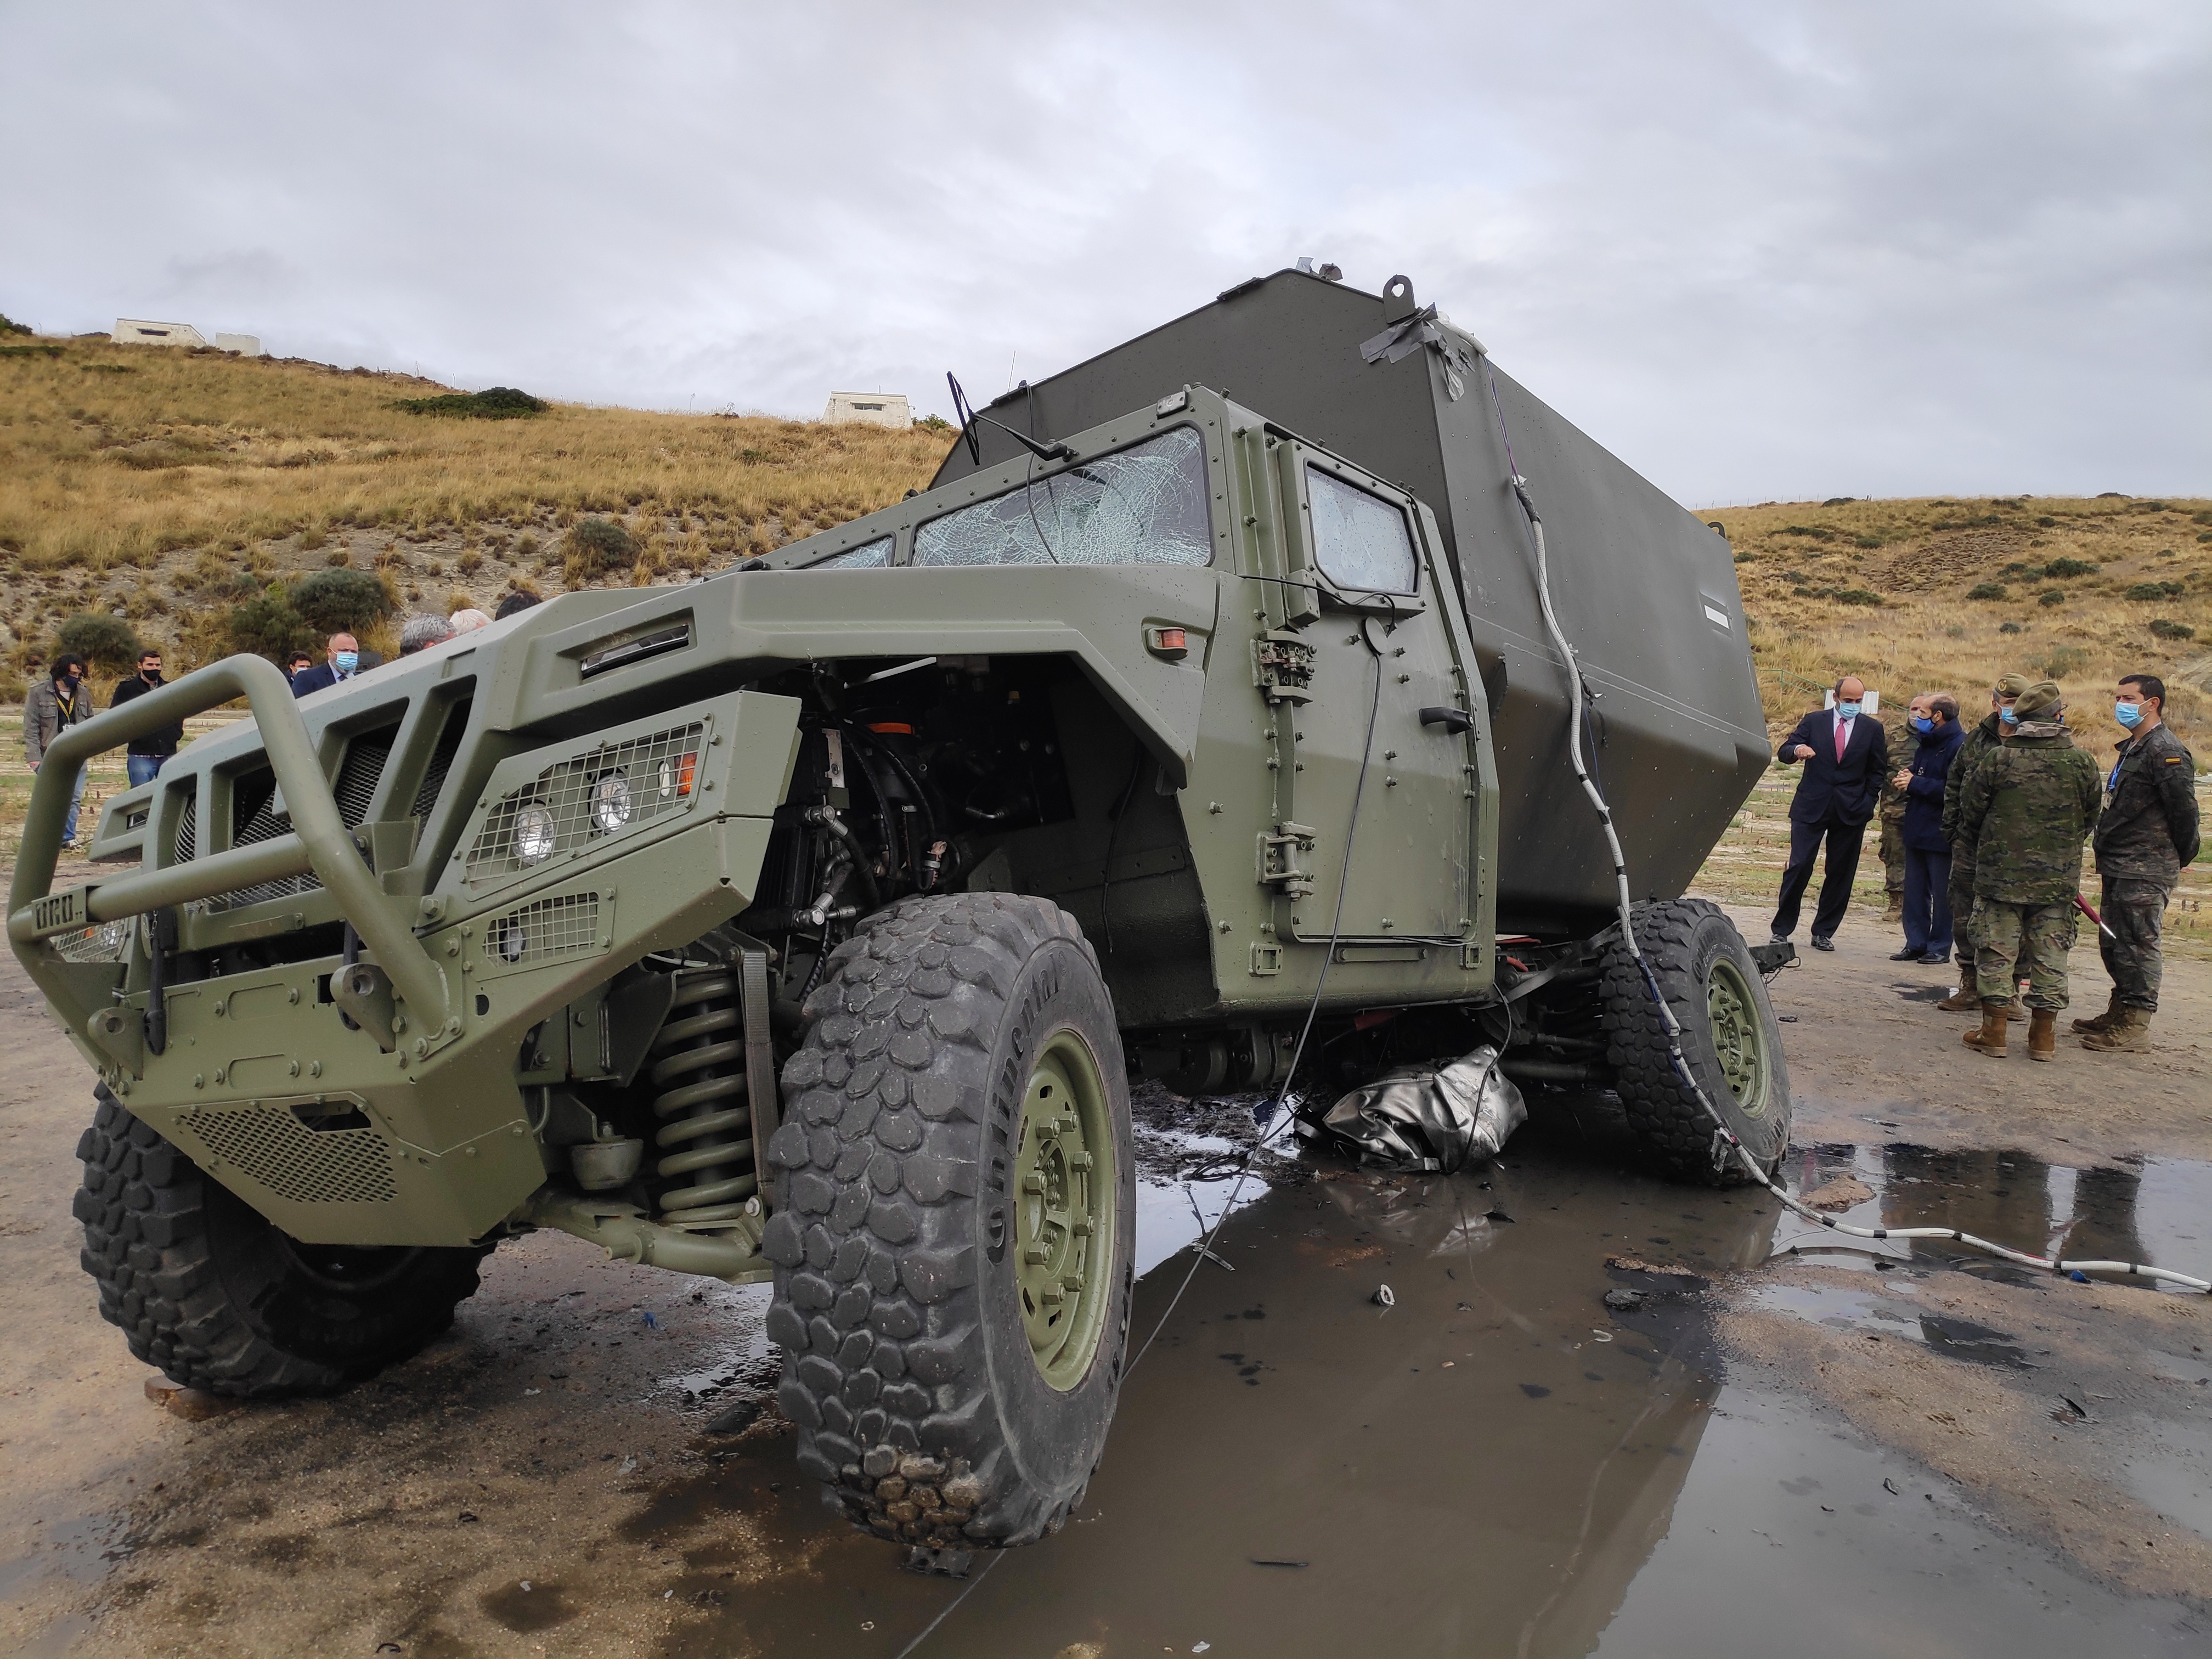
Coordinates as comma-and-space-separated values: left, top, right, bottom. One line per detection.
1489, 375, 2208, 1296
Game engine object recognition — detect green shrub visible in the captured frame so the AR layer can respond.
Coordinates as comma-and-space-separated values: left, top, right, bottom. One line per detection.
287, 566, 395, 633
2125, 580, 2185, 600
2041, 557, 2097, 578
2041, 646, 2089, 680
227, 595, 315, 662
1853, 535, 1883, 549
1966, 582, 2008, 600
391, 386, 548, 419
1834, 588, 1884, 606
55, 612, 142, 672
568, 516, 636, 569
0, 312, 31, 336
1779, 525, 1834, 540
2038, 589, 2067, 607
2036, 516, 2056, 527
2150, 618, 2195, 640
2000, 621, 2024, 635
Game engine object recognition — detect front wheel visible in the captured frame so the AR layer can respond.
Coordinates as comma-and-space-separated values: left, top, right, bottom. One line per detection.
763, 893, 1136, 1549
73, 1087, 491, 1395
1600, 899, 1792, 1186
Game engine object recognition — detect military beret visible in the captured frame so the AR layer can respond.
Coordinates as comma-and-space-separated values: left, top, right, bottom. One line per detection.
1994, 672, 2032, 698
2012, 679, 2061, 718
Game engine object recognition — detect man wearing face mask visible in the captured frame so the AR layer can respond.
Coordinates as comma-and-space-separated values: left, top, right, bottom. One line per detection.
1936, 673, 2030, 1014
2076, 674, 2198, 1052
24, 654, 93, 848
1954, 680, 2100, 1061
1888, 692, 1963, 964
290, 632, 367, 698
1769, 674, 1891, 952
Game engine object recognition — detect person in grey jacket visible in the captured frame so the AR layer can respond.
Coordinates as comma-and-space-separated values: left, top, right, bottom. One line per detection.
24, 654, 93, 846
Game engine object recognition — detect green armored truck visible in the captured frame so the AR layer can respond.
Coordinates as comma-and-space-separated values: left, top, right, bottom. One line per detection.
11, 270, 1790, 1553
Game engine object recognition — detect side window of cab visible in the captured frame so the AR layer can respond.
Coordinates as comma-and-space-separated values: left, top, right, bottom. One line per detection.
1306, 468, 1418, 595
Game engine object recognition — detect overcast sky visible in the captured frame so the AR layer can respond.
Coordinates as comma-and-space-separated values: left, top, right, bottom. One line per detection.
4, 1, 2205, 503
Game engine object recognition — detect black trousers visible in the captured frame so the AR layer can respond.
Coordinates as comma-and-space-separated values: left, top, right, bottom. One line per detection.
1771, 817, 1866, 940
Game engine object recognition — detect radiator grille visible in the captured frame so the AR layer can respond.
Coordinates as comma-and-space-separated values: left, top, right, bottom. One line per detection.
465, 721, 702, 882
411, 696, 472, 822
176, 1103, 398, 1204
205, 729, 396, 912
484, 892, 603, 969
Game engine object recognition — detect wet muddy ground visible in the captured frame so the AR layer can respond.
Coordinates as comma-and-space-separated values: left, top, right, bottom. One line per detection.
2, 904, 2207, 1656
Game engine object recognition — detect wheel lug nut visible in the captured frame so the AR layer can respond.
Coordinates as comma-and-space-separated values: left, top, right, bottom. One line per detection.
1021, 1173, 1045, 1194
1022, 1245, 1050, 1265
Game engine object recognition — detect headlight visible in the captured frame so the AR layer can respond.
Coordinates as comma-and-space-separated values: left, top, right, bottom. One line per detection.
512, 803, 557, 865
97, 918, 131, 957
496, 921, 528, 962
590, 772, 633, 834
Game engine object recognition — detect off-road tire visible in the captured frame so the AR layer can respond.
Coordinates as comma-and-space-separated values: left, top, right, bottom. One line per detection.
763, 893, 1136, 1549
73, 1086, 491, 1396
1600, 898, 1791, 1186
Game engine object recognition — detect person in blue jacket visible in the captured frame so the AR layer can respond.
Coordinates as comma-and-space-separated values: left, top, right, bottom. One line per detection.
1889, 692, 1965, 963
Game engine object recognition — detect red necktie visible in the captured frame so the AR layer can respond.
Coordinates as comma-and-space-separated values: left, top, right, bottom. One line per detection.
1835, 716, 1849, 761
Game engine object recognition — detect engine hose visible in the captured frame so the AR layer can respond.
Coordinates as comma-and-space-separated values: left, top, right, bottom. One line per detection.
1484, 362, 2209, 1296
647, 970, 757, 1224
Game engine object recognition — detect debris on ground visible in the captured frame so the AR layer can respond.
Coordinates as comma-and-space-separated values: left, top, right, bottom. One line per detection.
1604, 1288, 1650, 1312
1605, 1254, 1702, 1277
1300, 1046, 1527, 1173
1800, 1175, 1876, 1211
1372, 1285, 1396, 1308
143, 1378, 231, 1421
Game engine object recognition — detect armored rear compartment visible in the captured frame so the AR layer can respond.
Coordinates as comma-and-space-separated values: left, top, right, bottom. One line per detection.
933, 269, 1769, 934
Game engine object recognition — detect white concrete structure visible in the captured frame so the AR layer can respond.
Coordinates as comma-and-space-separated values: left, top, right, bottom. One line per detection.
822, 392, 911, 429
214, 333, 264, 356
114, 319, 207, 348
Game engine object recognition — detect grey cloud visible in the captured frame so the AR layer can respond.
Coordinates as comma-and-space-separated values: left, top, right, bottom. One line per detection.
2, 0, 2202, 501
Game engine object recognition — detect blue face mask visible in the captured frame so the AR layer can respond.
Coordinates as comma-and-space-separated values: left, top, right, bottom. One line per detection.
1911, 715, 1934, 734
2000, 707, 2019, 726
2115, 701, 2144, 729
1835, 701, 1863, 720
335, 651, 359, 675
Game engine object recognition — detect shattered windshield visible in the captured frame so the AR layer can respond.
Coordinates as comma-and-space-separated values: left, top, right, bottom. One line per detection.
806, 536, 891, 569
911, 426, 1212, 569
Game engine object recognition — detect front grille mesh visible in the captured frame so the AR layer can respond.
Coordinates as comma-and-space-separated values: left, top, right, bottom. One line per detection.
204, 729, 396, 913
176, 1103, 398, 1204
465, 721, 702, 882
485, 892, 603, 968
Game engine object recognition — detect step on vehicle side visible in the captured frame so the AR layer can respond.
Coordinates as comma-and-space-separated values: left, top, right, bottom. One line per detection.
10, 269, 1790, 1553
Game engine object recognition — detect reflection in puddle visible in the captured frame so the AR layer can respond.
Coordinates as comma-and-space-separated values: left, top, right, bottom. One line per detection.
1769, 1141, 2212, 1289
1750, 1280, 2034, 1367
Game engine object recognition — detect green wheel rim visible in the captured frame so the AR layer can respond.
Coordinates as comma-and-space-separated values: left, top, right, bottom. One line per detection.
1706, 957, 1770, 1117
1013, 1030, 1116, 1391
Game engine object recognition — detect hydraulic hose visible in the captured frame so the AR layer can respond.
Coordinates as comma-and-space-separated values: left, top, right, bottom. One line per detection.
1485, 363, 2209, 1295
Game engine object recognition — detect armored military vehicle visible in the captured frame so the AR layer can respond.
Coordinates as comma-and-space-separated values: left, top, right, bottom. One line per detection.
12, 269, 1788, 1554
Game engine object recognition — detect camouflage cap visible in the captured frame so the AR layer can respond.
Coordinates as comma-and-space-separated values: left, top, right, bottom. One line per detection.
1994, 672, 2032, 698
2012, 679, 2061, 718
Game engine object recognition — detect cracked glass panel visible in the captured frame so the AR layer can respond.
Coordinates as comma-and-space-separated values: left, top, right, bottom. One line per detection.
912, 427, 1211, 569
807, 535, 892, 569
1308, 468, 1418, 594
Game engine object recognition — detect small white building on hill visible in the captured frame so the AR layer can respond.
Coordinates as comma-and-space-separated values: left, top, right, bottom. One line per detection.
823, 392, 911, 428
215, 333, 264, 356
114, 319, 207, 348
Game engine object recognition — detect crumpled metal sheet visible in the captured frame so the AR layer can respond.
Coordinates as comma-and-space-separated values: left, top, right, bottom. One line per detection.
1358, 304, 1486, 401
1300, 1046, 1527, 1173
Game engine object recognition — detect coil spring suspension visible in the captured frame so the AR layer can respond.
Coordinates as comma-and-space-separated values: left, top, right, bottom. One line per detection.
648, 970, 757, 1227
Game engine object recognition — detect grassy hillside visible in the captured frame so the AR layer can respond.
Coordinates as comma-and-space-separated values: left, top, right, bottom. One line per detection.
0, 333, 955, 688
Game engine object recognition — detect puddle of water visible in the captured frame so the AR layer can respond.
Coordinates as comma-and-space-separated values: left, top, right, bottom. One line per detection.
2116, 1417, 2212, 1544
0, 1513, 137, 1598
646, 1137, 2200, 1657
1768, 1143, 2212, 1290
1750, 1280, 2035, 1368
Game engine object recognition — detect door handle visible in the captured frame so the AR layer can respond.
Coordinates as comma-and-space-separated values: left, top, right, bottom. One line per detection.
1419, 706, 1473, 734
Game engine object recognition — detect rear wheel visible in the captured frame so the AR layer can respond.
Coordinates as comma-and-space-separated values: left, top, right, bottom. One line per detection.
73, 1087, 491, 1396
1600, 899, 1791, 1186
764, 893, 1135, 1549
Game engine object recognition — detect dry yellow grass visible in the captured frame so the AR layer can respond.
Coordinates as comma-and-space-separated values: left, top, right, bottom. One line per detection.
0, 332, 952, 577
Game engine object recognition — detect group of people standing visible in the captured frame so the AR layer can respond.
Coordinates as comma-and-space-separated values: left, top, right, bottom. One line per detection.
20, 594, 546, 849
1769, 670, 2198, 1062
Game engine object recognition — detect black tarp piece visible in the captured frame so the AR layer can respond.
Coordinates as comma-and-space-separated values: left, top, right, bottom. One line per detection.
1299, 1047, 1527, 1174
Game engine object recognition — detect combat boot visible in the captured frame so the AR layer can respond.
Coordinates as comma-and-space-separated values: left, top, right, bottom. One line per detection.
1934, 985, 1982, 1013
1883, 892, 1904, 924
2070, 989, 2124, 1034
1962, 1002, 2009, 1057
2079, 1008, 2151, 1053
2027, 1008, 2057, 1063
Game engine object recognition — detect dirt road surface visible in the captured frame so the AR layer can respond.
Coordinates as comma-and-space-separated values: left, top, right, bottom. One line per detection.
2, 901, 2206, 1656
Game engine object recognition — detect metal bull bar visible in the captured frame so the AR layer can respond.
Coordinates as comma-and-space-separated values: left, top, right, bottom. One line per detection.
7, 653, 450, 1026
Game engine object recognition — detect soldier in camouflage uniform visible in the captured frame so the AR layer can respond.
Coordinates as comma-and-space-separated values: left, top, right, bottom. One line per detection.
1936, 672, 2030, 1015
2076, 673, 2200, 1052
1877, 712, 1910, 925
1954, 680, 2100, 1062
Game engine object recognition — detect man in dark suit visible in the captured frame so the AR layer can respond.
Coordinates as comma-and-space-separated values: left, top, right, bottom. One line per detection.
289, 631, 382, 698
1769, 674, 1891, 951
